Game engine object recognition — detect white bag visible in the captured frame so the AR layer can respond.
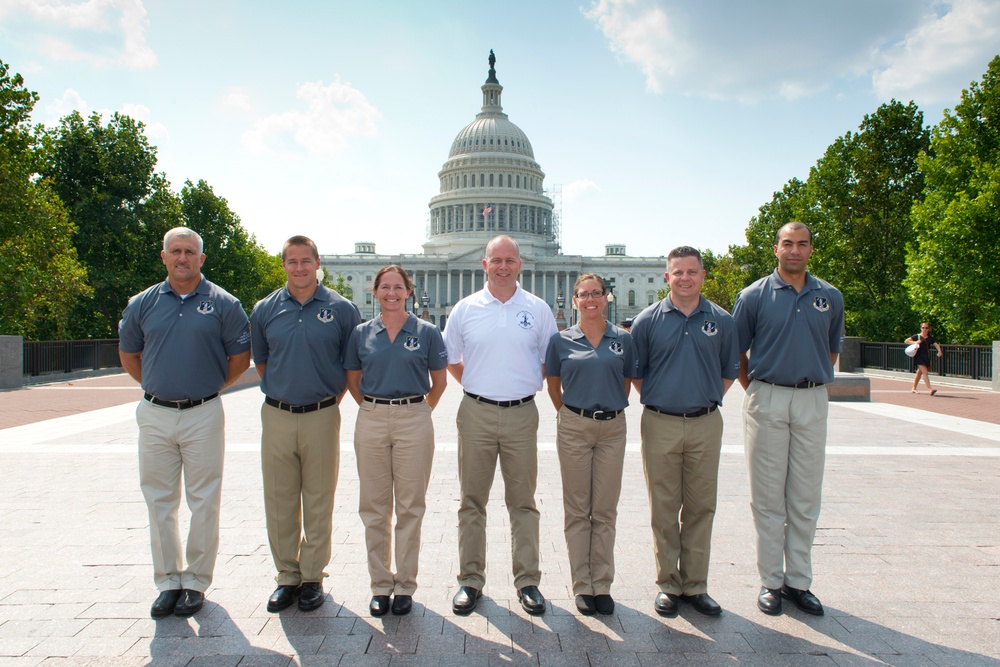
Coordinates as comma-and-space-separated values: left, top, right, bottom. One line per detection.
905, 343, 919, 358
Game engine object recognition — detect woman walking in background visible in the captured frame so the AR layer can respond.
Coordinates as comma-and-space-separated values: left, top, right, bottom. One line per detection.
905, 322, 943, 395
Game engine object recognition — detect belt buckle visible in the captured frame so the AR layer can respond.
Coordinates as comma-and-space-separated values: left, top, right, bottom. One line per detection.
591, 410, 605, 420
389, 398, 404, 405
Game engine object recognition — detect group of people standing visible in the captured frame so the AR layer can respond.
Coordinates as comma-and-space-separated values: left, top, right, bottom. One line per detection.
119, 222, 844, 623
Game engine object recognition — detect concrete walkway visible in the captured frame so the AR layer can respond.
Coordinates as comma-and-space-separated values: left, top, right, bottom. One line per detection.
1, 371, 998, 666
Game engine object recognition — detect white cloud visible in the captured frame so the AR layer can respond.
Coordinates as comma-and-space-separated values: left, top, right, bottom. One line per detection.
872, 0, 1000, 104
0, 0, 156, 69
120, 102, 167, 141
242, 77, 382, 158
562, 178, 600, 203
583, 0, 944, 102
39, 87, 88, 124
219, 87, 256, 114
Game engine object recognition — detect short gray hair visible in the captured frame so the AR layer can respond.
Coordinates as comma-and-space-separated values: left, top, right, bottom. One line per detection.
163, 227, 204, 254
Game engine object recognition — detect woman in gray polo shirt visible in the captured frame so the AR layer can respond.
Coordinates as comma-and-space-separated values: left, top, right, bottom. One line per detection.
344, 265, 448, 617
544, 273, 638, 615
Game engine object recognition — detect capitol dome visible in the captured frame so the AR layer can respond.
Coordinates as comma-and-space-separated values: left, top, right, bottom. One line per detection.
424, 51, 558, 257
448, 116, 534, 159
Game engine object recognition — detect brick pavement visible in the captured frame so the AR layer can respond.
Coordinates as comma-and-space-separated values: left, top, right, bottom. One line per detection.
0, 371, 998, 666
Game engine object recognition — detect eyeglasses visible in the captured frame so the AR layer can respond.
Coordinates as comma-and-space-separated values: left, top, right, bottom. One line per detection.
575, 290, 606, 299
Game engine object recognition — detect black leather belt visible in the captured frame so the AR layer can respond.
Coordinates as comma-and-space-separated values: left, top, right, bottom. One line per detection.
565, 405, 622, 421
465, 391, 534, 408
756, 378, 825, 389
144, 392, 218, 410
265, 396, 337, 414
646, 403, 718, 419
364, 395, 425, 405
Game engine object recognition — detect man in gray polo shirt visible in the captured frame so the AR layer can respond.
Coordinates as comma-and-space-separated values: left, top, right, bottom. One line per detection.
250, 235, 361, 613
631, 246, 739, 618
732, 221, 844, 617
119, 227, 251, 619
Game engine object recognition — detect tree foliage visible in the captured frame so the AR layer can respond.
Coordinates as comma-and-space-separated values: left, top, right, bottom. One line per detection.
906, 56, 1000, 344
180, 179, 284, 311
0, 60, 90, 339
807, 100, 929, 341
323, 269, 354, 300
38, 110, 172, 337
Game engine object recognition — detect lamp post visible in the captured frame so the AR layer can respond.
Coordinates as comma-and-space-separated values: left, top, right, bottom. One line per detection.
607, 288, 616, 326
555, 291, 566, 330
420, 290, 430, 320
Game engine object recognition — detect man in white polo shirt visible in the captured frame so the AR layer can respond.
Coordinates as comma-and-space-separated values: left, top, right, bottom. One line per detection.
443, 235, 558, 616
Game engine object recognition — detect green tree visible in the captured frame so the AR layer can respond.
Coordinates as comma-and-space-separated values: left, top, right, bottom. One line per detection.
322, 268, 353, 300
808, 100, 929, 341
730, 178, 813, 286
181, 179, 283, 311
0, 60, 90, 339
906, 56, 1000, 344
39, 110, 172, 337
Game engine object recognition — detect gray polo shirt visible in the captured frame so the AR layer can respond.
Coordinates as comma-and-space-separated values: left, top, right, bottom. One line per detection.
344, 313, 448, 398
250, 284, 361, 405
732, 270, 845, 386
544, 323, 637, 412
119, 277, 251, 401
631, 294, 739, 413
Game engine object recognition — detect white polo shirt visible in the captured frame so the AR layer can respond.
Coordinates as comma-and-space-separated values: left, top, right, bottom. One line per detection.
444, 283, 558, 401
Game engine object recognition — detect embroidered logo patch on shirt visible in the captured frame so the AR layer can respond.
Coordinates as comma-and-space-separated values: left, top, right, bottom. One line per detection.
608, 341, 624, 355
403, 336, 421, 351
516, 311, 535, 329
701, 320, 718, 336
317, 308, 334, 323
197, 300, 214, 315
813, 297, 830, 312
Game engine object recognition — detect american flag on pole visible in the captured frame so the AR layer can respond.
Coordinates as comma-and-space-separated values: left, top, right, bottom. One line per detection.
483, 204, 493, 216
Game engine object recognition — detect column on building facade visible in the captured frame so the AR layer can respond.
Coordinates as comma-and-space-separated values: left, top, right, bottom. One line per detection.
447, 270, 452, 306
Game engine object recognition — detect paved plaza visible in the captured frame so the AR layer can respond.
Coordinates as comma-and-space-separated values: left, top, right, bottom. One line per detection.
1, 371, 998, 666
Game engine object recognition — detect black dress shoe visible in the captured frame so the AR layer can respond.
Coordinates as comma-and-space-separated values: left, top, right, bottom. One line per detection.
298, 582, 325, 612
594, 594, 614, 615
173, 589, 204, 617
369, 595, 390, 617
680, 593, 722, 616
150, 589, 182, 619
267, 585, 299, 613
391, 594, 412, 616
452, 586, 481, 615
654, 592, 679, 616
757, 587, 782, 615
575, 594, 596, 615
517, 585, 545, 615
781, 585, 824, 615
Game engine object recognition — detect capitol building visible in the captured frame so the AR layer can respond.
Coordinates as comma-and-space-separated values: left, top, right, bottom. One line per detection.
320, 52, 666, 329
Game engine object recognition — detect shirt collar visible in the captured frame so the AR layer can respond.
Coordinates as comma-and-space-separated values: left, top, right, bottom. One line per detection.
660, 293, 709, 314
160, 276, 208, 297
279, 282, 332, 306
768, 269, 821, 292
566, 321, 618, 341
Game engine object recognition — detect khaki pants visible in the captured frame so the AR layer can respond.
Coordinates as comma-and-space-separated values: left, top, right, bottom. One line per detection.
137, 397, 225, 592
456, 395, 540, 590
743, 380, 828, 590
354, 399, 435, 596
261, 402, 341, 585
556, 406, 627, 596
641, 407, 723, 595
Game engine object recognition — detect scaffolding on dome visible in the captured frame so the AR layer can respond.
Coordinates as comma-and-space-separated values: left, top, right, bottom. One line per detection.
546, 184, 562, 253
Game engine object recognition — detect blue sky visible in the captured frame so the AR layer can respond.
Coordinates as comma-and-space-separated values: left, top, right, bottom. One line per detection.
2, 0, 998, 259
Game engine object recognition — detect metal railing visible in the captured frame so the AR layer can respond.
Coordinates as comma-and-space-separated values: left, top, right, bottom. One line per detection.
860, 342, 993, 381
23, 339, 122, 377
